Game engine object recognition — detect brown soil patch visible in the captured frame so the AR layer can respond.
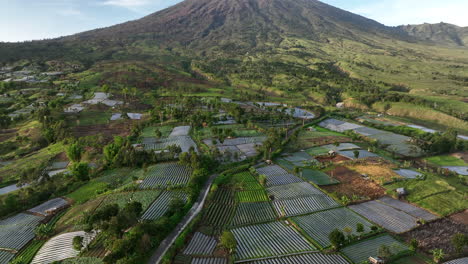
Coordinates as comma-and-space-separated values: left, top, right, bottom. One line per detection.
72, 122, 132, 140
316, 154, 350, 163
450, 209, 468, 225
322, 166, 386, 200
401, 218, 468, 259
451, 152, 468, 163
347, 162, 401, 185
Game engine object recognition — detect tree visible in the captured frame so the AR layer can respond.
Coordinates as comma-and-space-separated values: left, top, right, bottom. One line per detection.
73, 236, 84, 251
451, 233, 467, 254
329, 229, 346, 249
384, 103, 391, 114
66, 143, 83, 162
343, 226, 353, 240
409, 238, 419, 251
35, 224, 53, 239
220, 231, 236, 253
378, 245, 392, 260
102, 84, 110, 94
71, 162, 90, 181
154, 129, 162, 139
431, 248, 445, 263
353, 150, 360, 159
356, 223, 364, 234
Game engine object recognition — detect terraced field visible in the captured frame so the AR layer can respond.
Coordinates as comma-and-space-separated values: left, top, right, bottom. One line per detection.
349, 201, 418, 233
183, 232, 217, 256
232, 221, 315, 260
341, 235, 409, 264
140, 163, 191, 189
293, 207, 374, 248
141, 191, 189, 220
231, 202, 277, 226
241, 252, 350, 264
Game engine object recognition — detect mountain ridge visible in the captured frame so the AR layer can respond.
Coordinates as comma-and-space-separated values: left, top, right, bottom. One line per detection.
398, 22, 468, 47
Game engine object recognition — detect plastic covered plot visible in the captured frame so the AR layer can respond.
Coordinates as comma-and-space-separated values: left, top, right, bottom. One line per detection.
337, 150, 380, 159
28, 198, 69, 216
183, 232, 217, 255
394, 169, 422, 179
341, 235, 408, 264
169, 126, 191, 137
240, 253, 349, 264
377, 196, 438, 221
442, 166, 468, 176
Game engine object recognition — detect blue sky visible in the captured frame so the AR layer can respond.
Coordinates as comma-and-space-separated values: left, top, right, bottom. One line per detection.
2, 0, 468, 42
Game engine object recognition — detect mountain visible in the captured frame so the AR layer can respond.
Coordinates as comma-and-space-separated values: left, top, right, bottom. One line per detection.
66, 0, 411, 50
399, 22, 468, 47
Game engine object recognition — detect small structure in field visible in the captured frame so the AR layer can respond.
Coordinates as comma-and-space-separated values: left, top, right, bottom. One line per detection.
336, 102, 345, 108
369, 256, 384, 264
396, 188, 408, 199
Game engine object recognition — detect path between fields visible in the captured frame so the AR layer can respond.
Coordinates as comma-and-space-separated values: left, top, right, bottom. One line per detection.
147, 173, 219, 264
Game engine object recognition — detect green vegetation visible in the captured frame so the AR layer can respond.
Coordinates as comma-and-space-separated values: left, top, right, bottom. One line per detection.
425, 155, 467, 166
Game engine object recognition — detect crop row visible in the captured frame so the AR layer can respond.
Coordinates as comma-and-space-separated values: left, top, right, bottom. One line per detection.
0, 213, 44, 250
377, 196, 437, 221
267, 182, 323, 200
141, 191, 189, 220
293, 207, 373, 248
31, 231, 98, 264
241, 252, 350, 264
27, 198, 69, 217
256, 165, 289, 177
349, 201, 418, 233
231, 202, 277, 226
140, 163, 191, 188
272, 195, 340, 217
191, 258, 227, 264
236, 190, 269, 202
203, 203, 237, 227
232, 221, 315, 260
183, 232, 217, 256
0, 251, 14, 264
340, 235, 408, 264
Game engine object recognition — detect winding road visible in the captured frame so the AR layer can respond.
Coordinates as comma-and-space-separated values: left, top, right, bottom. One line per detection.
147, 173, 219, 264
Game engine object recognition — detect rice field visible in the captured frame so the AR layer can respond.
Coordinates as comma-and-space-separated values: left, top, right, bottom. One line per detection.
0, 213, 44, 250
140, 163, 191, 189
340, 235, 409, 264
141, 191, 189, 220
293, 207, 374, 248
349, 201, 418, 233
183, 232, 217, 255
31, 231, 98, 264
231, 202, 277, 226
240, 252, 350, 264
232, 221, 315, 260
301, 169, 339, 185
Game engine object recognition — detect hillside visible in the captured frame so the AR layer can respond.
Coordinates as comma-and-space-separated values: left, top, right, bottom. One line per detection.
0, 0, 467, 129
399, 22, 468, 47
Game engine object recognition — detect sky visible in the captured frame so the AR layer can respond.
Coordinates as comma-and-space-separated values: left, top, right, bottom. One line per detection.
2, 0, 468, 42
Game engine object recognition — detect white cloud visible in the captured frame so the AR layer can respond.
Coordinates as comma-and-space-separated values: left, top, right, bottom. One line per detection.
349, 0, 468, 27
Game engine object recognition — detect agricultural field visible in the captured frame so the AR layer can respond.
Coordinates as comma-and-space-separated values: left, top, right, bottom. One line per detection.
202, 189, 237, 228
99, 190, 161, 211
292, 207, 374, 248
231, 221, 315, 260
231, 202, 277, 226
27, 197, 69, 217
255, 165, 303, 187
141, 190, 189, 220
286, 126, 351, 151
349, 200, 424, 233
301, 169, 339, 185
31, 231, 98, 264
183, 232, 218, 256
0, 251, 14, 264
384, 171, 468, 216
241, 252, 350, 264
0, 213, 44, 251
140, 163, 192, 189
425, 155, 467, 167
340, 235, 409, 264
346, 162, 402, 184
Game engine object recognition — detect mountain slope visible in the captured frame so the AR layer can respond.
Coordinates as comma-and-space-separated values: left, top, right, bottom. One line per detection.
399, 23, 468, 47
65, 0, 411, 50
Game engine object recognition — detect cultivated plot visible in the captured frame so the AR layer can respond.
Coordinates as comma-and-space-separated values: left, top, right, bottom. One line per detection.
241, 252, 350, 264
183, 232, 217, 256
341, 235, 408, 264
0, 213, 44, 250
293, 207, 373, 248
272, 195, 340, 217
393, 169, 422, 179
349, 201, 418, 233
232, 221, 315, 260
377, 196, 438, 221
203, 190, 237, 227
338, 150, 380, 160
140, 163, 191, 189
141, 191, 189, 220
443, 257, 468, 264
31, 231, 98, 264
27, 197, 69, 217
267, 182, 324, 200
231, 202, 277, 226
301, 169, 339, 185
0, 251, 14, 264
191, 258, 227, 264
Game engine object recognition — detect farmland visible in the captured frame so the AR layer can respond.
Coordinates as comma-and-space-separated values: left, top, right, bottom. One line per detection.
141, 190, 189, 220
140, 163, 192, 189
341, 235, 409, 264
241, 253, 350, 264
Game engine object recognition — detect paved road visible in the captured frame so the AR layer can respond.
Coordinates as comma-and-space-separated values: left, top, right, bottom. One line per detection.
147, 173, 219, 264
